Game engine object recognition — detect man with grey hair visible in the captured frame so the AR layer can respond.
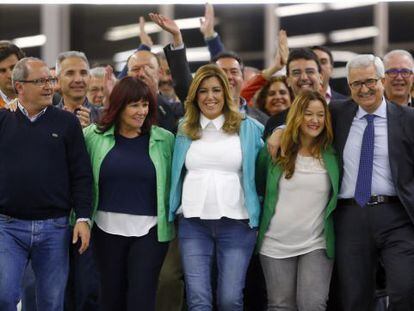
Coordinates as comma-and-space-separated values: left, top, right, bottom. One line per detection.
268, 54, 414, 310
0, 57, 92, 310
383, 49, 414, 107
55, 51, 100, 311
55, 51, 100, 127
86, 66, 106, 107
328, 54, 414, 310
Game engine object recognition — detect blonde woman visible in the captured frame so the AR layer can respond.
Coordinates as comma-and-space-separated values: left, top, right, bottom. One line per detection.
169, 64, 263, 310
256, 91, 339, 310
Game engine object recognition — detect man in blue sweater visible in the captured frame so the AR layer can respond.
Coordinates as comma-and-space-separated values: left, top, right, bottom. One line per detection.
0, 57, 92, 311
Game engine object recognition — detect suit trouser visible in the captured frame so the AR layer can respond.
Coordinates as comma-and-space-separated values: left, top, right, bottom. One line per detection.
334, 201, 414, 311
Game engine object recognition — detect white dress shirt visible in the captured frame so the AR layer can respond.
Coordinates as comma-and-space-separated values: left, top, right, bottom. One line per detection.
180, 114, 248, 220
339, 98, 396, 198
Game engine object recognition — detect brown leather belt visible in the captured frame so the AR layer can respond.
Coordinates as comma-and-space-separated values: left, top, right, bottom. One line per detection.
338, 195, 400, 206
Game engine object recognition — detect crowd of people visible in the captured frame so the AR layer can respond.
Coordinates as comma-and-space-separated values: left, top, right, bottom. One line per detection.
0, 3, 414, 311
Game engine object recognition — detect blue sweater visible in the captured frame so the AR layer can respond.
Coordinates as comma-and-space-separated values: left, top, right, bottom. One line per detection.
0, 107, 93, 220
98, 134, 157, 216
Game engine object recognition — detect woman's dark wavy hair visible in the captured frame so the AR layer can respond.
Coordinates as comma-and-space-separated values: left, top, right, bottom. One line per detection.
255, 76, 294, 115
98, 77, 157, 134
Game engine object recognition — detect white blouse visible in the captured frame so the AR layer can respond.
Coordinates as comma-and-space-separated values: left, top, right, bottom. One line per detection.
180, 114, 248, 220
95, 211, 157, 237
260, 154, 330, 259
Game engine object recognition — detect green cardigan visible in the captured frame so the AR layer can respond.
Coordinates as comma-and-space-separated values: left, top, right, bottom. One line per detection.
256, 145, 339, 258
82, 124, 175, 242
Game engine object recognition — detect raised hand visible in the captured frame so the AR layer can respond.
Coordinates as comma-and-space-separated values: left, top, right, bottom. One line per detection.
139, 16, 153, 47
149, 13, 183, 47
263, 29, 289, 80
200, 3, 215, 38
278, 30, 289, 67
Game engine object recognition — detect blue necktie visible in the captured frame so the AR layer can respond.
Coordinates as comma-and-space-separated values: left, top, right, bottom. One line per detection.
354, 114, 376, 207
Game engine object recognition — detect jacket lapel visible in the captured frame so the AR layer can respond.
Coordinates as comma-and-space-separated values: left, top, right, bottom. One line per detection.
333, 100, 358, 158
386, 101, 402, 185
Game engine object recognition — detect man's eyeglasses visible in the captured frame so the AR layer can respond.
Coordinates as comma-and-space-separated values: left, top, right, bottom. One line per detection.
290, 68, 318, 78
349, 78, 380, 90
385, 68, 413, 78
17, 77, 58, 87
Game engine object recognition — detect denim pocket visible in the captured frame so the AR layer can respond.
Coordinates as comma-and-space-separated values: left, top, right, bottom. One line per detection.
51, 217, 69, 228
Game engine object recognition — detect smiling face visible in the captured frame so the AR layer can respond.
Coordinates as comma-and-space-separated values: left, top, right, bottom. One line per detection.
384, 53, 414, 104
15, 60, 53, 113
196, 76, 225, 120
58, 57, 90, 101
349, 64, 384, 113
287, 59, 322, 96
300, 99, 326, 143
264, 81, 292, 116
119, 99, 149, 133
215, 57, 243, 101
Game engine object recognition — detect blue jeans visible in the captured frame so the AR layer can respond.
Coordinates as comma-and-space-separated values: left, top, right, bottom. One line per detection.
178, 217, 257, 311
21, 262, 37, 311
0, 214, 70, 311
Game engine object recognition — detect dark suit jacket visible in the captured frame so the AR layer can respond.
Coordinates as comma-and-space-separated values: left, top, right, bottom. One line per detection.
330, 100, 414, 224
157, 94, 178, 134
331, 89, 348, 101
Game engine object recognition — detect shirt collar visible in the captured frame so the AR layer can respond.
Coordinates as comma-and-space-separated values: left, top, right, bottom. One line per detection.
325, 86, 332, 103
57, 97, 91, 111
200, 114, 225, 130
0, 89, 13, 105
356, 97, 387, 119
17, 101, 48, 122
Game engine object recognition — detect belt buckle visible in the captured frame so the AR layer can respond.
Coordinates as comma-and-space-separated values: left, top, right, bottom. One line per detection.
367, 195, 384, 206
366, 200, 378, 206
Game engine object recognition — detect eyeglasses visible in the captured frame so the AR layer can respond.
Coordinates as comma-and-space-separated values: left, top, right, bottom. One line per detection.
290, 68, 318, 78
385, 68, 413, 78
17, 77, 58, 87
349, 78, 380, 90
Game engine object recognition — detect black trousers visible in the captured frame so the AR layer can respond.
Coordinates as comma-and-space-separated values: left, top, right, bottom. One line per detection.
65, 228, 99, 311
334, 201, 414, 311
93, 225, 168, 311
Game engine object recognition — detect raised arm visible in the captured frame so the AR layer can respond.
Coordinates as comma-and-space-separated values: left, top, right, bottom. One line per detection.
262, 29, 289, 79
150, 12, 192, 104
199, 3, 224, 59
241, 30, 289, 104
117, 17, 153, 79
